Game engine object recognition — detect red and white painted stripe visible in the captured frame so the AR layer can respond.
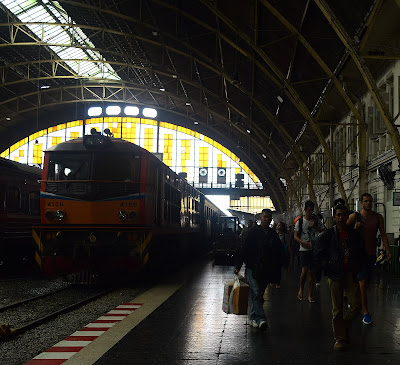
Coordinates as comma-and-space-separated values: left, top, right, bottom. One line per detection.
24, 302, 143, 365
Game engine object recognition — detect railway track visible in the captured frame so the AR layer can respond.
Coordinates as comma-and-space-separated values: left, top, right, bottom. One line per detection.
0, 286, 72, 313
0, 285, 115, 338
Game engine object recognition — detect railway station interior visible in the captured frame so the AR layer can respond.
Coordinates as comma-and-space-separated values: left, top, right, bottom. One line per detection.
1, 0, 400, 364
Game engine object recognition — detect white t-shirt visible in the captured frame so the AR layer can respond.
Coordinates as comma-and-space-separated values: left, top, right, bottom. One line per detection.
295, 217, 324, 252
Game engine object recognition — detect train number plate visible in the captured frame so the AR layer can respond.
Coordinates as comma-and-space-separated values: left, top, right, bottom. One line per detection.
120, 201, 138, 207
47, 201, 64, 207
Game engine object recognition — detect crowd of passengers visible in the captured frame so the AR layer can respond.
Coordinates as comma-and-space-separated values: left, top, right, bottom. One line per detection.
234, 193, 391, 351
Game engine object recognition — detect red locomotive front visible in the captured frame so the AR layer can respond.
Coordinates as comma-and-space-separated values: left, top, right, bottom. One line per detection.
33, 134, 152, 277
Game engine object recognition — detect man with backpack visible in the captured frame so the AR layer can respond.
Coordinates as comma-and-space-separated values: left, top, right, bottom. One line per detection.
234, 209, 288, 330
294, 200, 325, 303
347, 193, 391, 325
314, 204, 366, 350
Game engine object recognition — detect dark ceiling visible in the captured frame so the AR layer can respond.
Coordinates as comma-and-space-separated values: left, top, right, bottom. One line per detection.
0, 0, 399, 212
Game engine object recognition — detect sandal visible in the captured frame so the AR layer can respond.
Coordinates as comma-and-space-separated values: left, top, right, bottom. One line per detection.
308, 298, 316, 303
297, 293, 303, 301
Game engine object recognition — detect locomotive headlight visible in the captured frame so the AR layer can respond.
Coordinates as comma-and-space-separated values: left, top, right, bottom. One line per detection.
55, 210, 66, 221
118, 210, 128, 220
45, 210, 56, 221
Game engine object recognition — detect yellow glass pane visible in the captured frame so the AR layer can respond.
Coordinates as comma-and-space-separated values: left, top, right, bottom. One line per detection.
19, 150, 24, 157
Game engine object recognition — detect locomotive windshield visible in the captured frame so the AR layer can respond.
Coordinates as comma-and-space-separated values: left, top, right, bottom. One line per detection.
47, 152, 141, 182
48, 153, 90, 181
92, 151, 141, 181
46, 151, 141, 200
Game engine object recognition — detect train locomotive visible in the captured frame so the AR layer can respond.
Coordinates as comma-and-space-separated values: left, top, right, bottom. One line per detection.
0, 158, 41, 269
33, 132, 222, 278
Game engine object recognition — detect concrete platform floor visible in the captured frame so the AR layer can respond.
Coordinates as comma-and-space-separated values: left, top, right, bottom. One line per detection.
91, 256, 400, 364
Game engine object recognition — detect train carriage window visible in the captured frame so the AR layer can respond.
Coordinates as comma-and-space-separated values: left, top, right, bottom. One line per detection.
6, 186, 20, 212
29, 191, 40, 215
21, 191, 29, 213
48, 153, 90, 181
0, 184, 5, 212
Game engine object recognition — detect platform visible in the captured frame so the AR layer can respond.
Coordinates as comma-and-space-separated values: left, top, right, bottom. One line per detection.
31, 254, 400, 365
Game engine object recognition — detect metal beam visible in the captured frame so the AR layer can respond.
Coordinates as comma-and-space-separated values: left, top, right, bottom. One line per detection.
315, 0, 400, 183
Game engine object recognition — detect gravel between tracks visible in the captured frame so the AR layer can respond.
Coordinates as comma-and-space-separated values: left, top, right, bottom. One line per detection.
0, 277, 145, 365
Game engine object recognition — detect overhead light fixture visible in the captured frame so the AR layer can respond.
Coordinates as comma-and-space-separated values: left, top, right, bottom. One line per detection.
152, 31, 158, 36
277, 95, 283, 103
246, 129, 251, 134
159, 88, 165, 91
262, 154, 266, 158
185, 102, 191, 106
124, 106, 139, 116
143, 108, 157, 118
40, 85, 50, 89
87, 106, 102, 117
5, 117, 10, 121
172, 75, 177, 78
106, 105, 121, 116
194, 121, 199, 125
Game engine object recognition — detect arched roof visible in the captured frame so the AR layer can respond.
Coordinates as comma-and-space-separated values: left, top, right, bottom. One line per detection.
0, 0, 399, 212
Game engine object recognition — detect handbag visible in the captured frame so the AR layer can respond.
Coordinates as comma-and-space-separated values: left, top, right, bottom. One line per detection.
222, 275, 249, 314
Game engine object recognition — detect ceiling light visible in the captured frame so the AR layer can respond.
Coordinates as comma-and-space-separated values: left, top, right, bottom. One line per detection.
87, 106, 102, 117
143, 108, 157, 118
277, 95, 284, 103
106, 105, 121, 116
152, 31, 158, 36
194, 121, 199, 125
172, 75, 177, 78
246, 129, 251, 134
124, 106, 139, 116
159, 88, 165, 91
262, 154, 266, 158
185, 102, 191, 106
40, 85, 50, 89
5, 117, 10, 121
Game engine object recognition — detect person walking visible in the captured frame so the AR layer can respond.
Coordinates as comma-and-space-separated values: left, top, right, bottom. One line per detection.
294, 200, 325, 303
347, 193, 391, 325
274, 221, 292, 288
314, 204, 366, 350
234, 209, 288, 330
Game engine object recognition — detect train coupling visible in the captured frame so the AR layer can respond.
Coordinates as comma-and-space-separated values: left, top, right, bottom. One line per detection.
0, 324, 17, 339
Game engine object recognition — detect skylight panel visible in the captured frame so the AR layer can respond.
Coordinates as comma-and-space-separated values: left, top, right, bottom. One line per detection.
1, 0, 120, 81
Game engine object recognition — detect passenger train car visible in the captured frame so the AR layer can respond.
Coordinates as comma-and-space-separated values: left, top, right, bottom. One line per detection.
0, 158, 41, 268
33, 132, 223, 277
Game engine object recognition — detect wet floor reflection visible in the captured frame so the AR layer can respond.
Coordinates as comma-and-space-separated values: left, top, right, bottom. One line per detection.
95, 258, 400, 364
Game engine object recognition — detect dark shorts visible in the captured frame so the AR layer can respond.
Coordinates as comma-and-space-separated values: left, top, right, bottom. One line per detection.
299, 250, 314, 268
357, 255, 376, 281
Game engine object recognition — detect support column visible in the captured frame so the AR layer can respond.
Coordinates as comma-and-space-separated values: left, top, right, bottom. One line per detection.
358, 121, 367, 195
